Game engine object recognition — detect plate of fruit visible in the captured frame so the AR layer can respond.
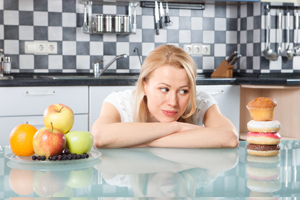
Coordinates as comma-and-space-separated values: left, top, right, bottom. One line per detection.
7, 104, 101, 167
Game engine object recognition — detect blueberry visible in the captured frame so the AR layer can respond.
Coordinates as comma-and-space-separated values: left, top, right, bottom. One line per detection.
32, 155, 37, 160
65, 149, 70, 154
37, 156, 42, 160
86, 154, 89, 158
72, 154, 77, 159
48, 156, 52, 161
77, 154, 82, 159
41, 156, 46, 161
52, 155, 57, 161
62, 155, 67, 160
67, 155, 72, 160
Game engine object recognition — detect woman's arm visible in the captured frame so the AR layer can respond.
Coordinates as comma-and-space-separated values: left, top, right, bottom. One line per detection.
91, 102, 181, 148
146, 104, 239, 148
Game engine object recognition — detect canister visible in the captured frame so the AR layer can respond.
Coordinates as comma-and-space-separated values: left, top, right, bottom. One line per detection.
105, 15, 112, 32
2, 57, 11, 74
96, 15, 103, 32
123, 16, 130, 32
115, 15, 122, 32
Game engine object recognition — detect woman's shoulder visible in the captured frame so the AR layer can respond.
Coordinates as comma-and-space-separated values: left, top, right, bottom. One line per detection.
106, 89, 134, 101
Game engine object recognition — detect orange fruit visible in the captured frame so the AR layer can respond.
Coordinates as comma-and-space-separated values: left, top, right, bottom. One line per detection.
9, 169, 34, 195
9, 124, 37, 157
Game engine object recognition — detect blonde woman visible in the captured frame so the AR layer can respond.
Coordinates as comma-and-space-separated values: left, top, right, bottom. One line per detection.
91, 45, 238, 148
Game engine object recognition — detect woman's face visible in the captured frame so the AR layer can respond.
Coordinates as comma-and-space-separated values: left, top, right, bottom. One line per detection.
143, 65, 191, 123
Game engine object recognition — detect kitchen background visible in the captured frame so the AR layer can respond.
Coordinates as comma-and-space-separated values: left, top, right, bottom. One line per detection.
0, 0, 299, 74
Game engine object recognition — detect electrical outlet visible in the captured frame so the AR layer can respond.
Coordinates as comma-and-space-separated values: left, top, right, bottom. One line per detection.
24, 41, 58, 54
183, 44, 193, 55
192, 44, 202, 55
202, 44, 211, 55
47, 42, 57, 54
35, 42, 47, 54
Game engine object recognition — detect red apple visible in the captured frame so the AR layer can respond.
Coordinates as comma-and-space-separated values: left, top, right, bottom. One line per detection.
43, 103, 74, 134
33, 126, 66, 158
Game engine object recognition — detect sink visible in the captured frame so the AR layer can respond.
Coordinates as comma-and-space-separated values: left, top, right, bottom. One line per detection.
38, 75, 139, 80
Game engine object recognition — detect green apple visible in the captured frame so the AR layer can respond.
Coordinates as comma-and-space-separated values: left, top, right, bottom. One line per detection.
65, 131, 93, 154
66, 168, 94, 188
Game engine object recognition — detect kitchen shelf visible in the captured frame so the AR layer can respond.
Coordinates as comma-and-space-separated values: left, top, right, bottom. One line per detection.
78, 1, 137, 35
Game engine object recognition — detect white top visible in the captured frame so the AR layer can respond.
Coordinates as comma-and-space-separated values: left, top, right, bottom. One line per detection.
103, 89, 217, 125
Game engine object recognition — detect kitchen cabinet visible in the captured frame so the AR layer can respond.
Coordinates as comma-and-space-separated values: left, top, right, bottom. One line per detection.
89, 86, 136, 130
0, 86, 89, 146
239, 85, 300, 140
89, 85, 240, 133
197, 85, 240, 133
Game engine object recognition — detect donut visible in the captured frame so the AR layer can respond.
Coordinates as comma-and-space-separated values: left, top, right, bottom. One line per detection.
247, 166, 280, 181
247, 155, 280, 168
247, 120, 281, 133
247, 178, 281, 193
247, 132, 281, 145
247, 144, 280, 157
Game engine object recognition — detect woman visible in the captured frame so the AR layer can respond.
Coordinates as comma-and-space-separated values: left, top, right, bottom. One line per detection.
91, 45, 239, 148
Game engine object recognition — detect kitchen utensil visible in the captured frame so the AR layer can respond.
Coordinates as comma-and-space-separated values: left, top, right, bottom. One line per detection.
283, 11, 293, 60
96, 15, 103, 32
0, 48, 3, 77
105, 15, 112, 32
226, 51, 239, 63
263, 10, 278, 61
294, 11, 300, 55
159, 2, 165, 28
81, 5, 89, 32
154, 1, 160, 35
132, 5, 137, 33
277, 10, 282, 56
229, 54, 242, 65
123, 16, 130, 32
165, 3, 172, 26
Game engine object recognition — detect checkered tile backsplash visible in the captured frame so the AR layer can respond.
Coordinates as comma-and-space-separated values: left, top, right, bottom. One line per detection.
0, 0, 241, 74
259, 2, 300, 73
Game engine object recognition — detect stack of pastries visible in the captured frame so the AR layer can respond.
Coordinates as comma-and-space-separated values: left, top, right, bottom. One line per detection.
246, 97, 282, 157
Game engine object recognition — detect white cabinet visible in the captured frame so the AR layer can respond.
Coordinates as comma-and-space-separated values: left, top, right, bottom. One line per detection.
0, 86, 89, 146
197, 85, 240, 133
89, 86, 136, 131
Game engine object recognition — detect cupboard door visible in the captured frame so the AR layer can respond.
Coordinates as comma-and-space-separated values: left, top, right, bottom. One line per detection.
0, 114, 88, 146
0, 86, 88, 117
89, 86, 135, 131
197, 85, 240, 133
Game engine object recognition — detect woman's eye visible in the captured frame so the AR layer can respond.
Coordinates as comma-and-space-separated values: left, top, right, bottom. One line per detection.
160, 88, 168, 92
179, 89, 188, 94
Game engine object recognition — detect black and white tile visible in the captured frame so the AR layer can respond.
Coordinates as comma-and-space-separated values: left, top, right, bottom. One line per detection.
0, 0, 241, 74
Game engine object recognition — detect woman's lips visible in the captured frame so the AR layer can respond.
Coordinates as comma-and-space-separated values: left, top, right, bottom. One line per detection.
162, 110, 177, 117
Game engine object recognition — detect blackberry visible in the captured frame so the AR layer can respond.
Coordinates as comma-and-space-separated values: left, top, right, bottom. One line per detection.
32, 155, 37, 160
37, 156, 42, 160
62, 155, 68, 160
41, 156, 46, 161
52, 155, 57, 161
72, 154, 77, 159
67, 155, 72, 160
48, 156, 52, 161
86, 154, 89, 158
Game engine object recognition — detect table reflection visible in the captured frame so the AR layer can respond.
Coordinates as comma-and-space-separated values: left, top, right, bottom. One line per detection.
94, 148, 239, 197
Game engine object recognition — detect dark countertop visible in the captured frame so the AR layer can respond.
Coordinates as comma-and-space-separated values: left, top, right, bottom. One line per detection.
0, 73, 300, 87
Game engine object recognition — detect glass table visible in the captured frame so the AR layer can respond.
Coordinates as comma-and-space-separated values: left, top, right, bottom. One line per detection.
0, 140, 299, 198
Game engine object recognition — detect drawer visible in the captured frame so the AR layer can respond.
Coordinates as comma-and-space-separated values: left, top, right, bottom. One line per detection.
0, 86, 88, 117
0, 114, 89, 146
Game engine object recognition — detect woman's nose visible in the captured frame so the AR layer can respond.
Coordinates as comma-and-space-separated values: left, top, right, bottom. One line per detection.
166, 92, 177, 106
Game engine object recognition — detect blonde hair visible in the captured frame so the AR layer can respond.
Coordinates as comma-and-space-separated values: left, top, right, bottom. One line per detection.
133, 45, 197, 123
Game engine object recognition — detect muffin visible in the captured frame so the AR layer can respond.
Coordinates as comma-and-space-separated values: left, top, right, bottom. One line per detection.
246, 97, 277, 121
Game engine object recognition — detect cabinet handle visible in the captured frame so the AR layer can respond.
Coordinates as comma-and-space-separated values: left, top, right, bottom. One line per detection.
24, 90, 56, 96
206, 90, 224, 96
